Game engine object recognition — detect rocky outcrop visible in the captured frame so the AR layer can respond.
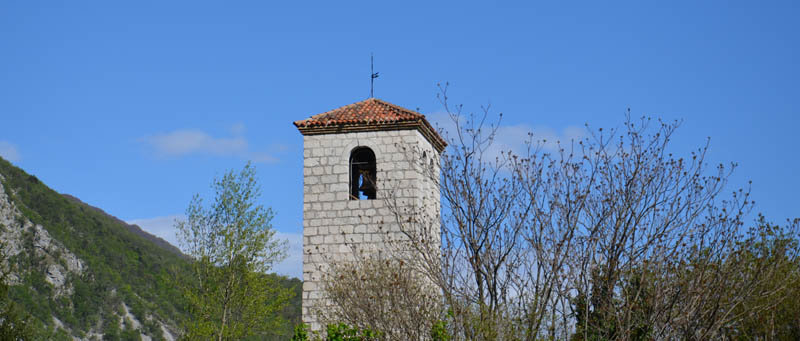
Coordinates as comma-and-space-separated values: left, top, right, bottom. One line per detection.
0, 174, 178, 340
0, 174, 85, 296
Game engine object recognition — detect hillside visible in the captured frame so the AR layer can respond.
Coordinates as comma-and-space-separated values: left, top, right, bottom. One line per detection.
59, 194, 183, 258
0, 157, 301, 340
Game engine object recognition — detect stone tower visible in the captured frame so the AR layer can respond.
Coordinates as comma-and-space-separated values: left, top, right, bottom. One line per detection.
293, 98, 446, 331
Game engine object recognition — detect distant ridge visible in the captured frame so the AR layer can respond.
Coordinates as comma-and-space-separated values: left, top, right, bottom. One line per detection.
60, 193, 184, 257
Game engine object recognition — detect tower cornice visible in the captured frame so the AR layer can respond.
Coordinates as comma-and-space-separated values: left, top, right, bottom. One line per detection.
293, 98, 447, 153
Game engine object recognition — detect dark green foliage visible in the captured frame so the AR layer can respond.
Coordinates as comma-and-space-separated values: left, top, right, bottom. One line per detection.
571, 267, 653, 341
290, 323, 382, 341
102, 316, 121, 341
50, 328, 72, 340
291, 323, 309, 341
724, 217, 800, 339
568, 217, 800, 340
325, 323, 382, 341
289, 318, 450, 340
0, 284, 36, 340
0, 245, 37, 340
0, 156, 191, 335
121, 317, 142, 341
0, 157, 303, 338
430, 320, 450, 341
267, 275, 303, 339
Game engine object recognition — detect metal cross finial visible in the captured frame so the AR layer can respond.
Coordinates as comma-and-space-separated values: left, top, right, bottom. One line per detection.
370, 53, 379, 98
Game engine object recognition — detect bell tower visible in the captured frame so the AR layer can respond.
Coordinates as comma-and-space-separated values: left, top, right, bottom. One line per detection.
294, 98, 445, 331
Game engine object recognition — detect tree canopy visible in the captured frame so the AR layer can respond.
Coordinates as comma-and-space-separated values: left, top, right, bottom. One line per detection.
320, 88, 800, 340
176, 162, 293, 340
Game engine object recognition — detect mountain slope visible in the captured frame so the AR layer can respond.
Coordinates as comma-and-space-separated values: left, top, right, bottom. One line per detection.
60, 194, 183, 258
0, 158, 189, 339
0, 157, 301, 339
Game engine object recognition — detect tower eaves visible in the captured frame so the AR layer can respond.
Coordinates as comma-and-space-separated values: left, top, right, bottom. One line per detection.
293, 98, 447, 153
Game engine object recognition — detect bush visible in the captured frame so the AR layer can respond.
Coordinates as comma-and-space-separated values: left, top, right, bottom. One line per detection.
291, 323, 381, 341
318, 256, 443, 340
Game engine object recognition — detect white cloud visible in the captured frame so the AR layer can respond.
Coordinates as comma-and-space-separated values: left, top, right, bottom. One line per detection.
140, 124, 281, 163
0, 141, 20, 162
501, 125, 588, 153
229, 122, 246, 135
128, 214, 303, 279
127, 215, 184, 249
142, 130, 248, 157
272, 231, 303, 279
249, 150, 280, 163
427, 111, 587, 159
563, 125, 588, 142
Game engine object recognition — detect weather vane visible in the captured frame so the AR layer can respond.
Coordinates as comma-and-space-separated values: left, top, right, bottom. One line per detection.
370, 53, 379, 98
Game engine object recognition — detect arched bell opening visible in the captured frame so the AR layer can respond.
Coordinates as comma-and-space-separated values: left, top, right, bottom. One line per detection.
349, 147, 377, 200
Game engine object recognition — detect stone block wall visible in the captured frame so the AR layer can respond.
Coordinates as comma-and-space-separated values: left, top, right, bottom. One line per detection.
301, 129, 441, 331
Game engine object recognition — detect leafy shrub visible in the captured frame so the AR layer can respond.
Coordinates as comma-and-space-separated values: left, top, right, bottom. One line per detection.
291, 323, 381, 341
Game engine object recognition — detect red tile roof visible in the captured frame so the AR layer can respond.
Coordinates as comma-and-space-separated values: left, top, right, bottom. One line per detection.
293, 98, 422, 127
294, 98, 447, 152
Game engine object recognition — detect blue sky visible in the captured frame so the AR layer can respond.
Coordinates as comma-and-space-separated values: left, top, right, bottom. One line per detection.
1, 1, 798, 278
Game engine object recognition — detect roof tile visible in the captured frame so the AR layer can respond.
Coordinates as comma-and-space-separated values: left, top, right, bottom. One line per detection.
293, 98, 425, 128
293, 98, 447, 152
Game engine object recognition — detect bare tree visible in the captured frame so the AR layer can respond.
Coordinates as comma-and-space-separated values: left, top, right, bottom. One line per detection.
321, 86, 800, 340
318, 255, 443, 340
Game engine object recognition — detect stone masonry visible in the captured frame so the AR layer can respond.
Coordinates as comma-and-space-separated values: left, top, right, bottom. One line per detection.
295, 98, 444, 332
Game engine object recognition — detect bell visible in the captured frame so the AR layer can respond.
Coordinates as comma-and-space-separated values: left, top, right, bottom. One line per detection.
358, 175, 375, 193
358, 170, 376, 199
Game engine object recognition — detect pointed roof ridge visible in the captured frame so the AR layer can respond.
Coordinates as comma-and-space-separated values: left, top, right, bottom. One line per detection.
294, 97, 424, 127
368, 97, 426, 118
293, 97, 446, 152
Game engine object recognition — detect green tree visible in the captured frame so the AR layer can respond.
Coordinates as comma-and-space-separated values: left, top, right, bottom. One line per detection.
724, 217, 800, 339
0, 243, 36, 340
176, 162, 292, 340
